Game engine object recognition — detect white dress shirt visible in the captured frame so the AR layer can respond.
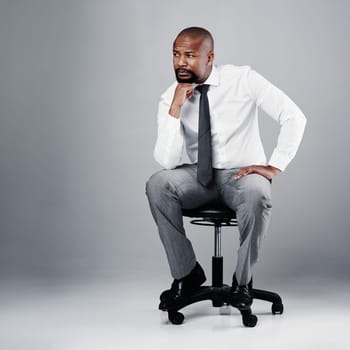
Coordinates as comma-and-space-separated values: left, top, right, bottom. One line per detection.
154, 64, 306, 171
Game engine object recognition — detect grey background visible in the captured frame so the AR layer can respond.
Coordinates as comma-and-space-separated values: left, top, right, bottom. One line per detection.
0, 0, 349, 287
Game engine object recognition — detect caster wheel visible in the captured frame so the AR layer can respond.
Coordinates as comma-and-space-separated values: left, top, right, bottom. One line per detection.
243, 314, 257, 327
272, 303, 284, 315
241, 309, 258, 327
168, 311, 184, 325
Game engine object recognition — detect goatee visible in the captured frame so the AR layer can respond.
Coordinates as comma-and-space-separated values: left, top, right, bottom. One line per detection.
175, 68, 199, 83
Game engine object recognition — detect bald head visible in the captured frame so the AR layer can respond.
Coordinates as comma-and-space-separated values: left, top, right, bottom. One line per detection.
174, 27, 214, 51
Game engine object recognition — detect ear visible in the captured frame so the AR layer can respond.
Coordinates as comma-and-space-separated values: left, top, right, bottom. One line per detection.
207, 51, 214, 66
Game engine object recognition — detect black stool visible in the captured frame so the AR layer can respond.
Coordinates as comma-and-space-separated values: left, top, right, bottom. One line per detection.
160, 203, 284, 327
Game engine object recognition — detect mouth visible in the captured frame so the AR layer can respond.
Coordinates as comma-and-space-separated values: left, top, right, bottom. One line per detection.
176, 69, 191, 76
175, 68, 197, 83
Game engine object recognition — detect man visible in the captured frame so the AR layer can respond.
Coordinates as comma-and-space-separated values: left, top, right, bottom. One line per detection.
146, 27, 306, 308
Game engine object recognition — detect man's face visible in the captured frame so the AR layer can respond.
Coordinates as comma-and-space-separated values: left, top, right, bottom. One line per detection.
173, 35, 214, 84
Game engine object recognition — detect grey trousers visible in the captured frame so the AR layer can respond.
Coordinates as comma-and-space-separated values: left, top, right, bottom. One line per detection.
145, 164, 272, 285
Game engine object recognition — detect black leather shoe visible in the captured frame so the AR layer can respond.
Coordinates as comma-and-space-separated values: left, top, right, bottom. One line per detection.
230, 275, 252, 308
159, 262, 206, 310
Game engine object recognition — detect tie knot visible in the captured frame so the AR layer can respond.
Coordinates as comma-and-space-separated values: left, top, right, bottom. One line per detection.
197, 84, 209, 94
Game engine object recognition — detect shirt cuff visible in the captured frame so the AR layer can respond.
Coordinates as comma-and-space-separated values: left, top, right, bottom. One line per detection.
268, 151, 291, 172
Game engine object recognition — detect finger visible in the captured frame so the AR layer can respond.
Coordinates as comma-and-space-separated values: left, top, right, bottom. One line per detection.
186, 88, 194, 99
242, 167, 251, 175
234, 166, 255, 180
234, 168, 246, 180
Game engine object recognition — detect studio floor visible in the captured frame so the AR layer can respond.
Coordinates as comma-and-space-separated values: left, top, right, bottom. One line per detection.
1, 276, 349, 350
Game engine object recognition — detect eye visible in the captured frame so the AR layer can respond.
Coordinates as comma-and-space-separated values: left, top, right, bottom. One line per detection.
173, 52, 179, 57
187, 53, 194, 58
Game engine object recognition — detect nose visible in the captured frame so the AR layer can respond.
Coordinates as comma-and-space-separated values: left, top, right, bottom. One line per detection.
177, 54, 187, 67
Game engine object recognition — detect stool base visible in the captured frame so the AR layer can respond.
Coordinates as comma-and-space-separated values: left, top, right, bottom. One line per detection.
159, 257, 283, 327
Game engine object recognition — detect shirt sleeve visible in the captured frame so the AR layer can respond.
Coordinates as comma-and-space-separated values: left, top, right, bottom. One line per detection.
246, 68, 307, 171
153, 91, 185, 169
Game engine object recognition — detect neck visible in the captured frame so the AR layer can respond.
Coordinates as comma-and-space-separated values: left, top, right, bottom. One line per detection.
197, 67, 212, 84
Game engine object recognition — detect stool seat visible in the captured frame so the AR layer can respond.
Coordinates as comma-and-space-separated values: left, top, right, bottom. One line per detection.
182, 204, 237, 227
182, 204, 236, 220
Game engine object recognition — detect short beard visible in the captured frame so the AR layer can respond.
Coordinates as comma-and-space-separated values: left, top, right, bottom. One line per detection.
175, 68, 199, 83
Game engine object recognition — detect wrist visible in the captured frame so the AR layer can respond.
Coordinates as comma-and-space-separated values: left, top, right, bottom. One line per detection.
267, 165, 281, 175
169, 104, 181, 118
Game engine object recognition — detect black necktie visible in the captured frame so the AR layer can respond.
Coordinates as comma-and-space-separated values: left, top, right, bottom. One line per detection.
196, 84, 212, 186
